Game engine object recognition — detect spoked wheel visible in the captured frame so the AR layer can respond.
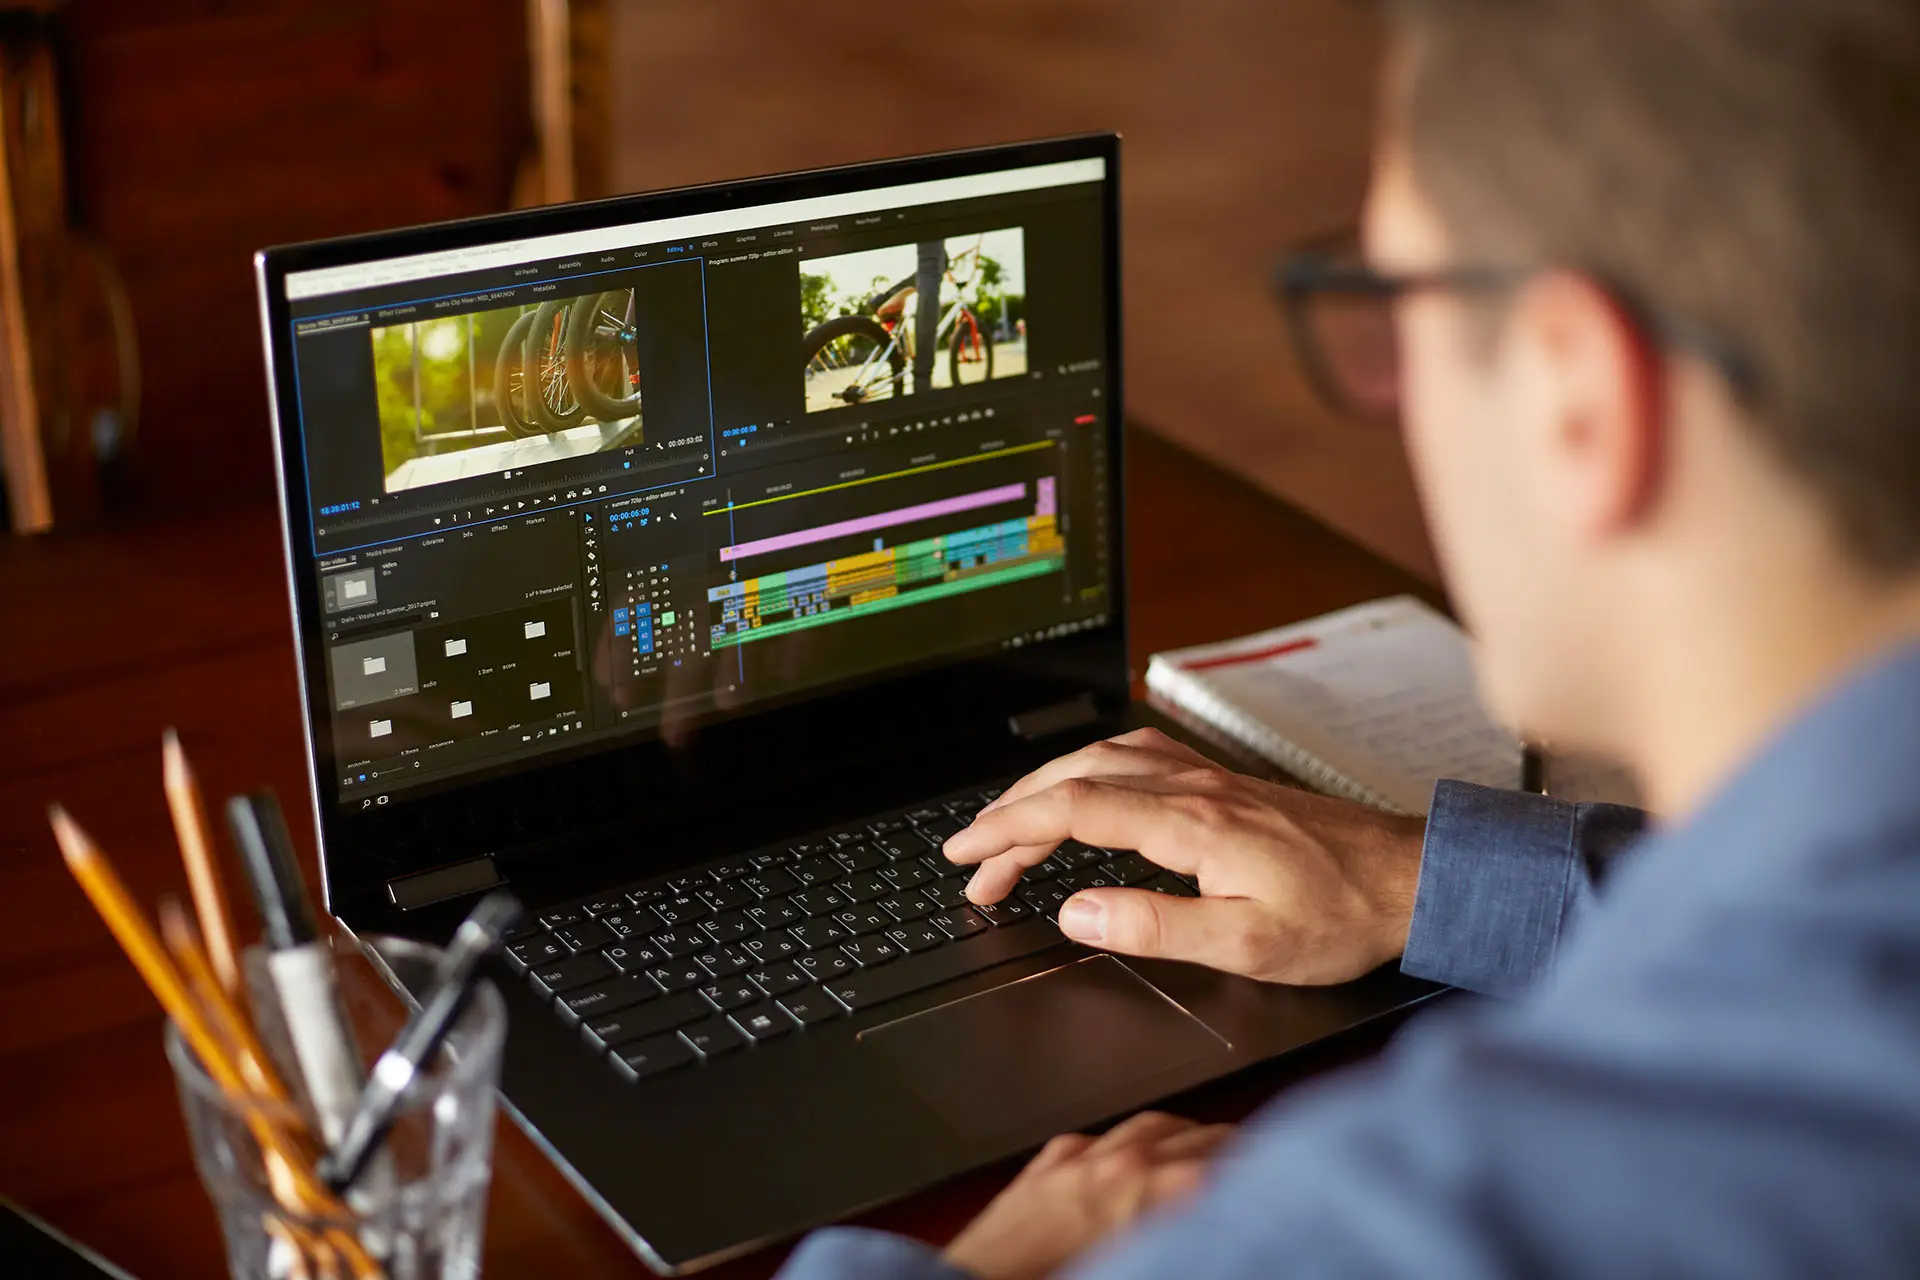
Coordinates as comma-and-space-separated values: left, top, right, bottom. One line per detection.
527, 300, 588, 433
565, 290, 641, 423
949, 309, 995, 387
492, 311, 542, 439
801, 315, 904, 407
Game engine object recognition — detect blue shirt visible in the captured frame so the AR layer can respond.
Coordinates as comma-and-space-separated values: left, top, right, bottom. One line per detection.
780, 640, 1920, 1278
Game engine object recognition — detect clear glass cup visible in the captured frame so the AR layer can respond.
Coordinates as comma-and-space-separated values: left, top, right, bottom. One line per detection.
165, 935, 506, 1280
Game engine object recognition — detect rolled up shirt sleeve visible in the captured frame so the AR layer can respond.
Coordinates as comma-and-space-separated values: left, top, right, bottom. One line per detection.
1401, 781, 1646, 997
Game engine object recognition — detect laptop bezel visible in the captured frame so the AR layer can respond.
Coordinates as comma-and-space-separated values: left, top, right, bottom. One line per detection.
253, 133, 1128, 915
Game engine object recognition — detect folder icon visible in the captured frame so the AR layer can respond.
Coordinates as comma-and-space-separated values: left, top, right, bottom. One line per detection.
370, 719, 392, 738
524, 620, 547, 640
445, 638, 468, 657
342, 578, 369, 600
529, 681, 551, 700
362, 655, 387, 676
451, 700, 473, 719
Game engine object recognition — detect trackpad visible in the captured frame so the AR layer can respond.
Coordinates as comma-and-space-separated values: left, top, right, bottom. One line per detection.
861, 956, 1230, 1140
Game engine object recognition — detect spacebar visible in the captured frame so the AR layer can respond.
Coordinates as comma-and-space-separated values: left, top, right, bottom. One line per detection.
825, 918, 1068, 1012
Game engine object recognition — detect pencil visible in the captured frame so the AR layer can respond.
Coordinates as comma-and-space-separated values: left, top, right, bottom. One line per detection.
162, 730, 244, 995
50, 807, 381, 1280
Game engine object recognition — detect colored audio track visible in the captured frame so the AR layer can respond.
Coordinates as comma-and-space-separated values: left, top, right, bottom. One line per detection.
708, 478, 1064, 649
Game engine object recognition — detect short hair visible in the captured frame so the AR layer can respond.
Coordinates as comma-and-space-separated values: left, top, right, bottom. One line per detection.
1385, 0, 1920, 570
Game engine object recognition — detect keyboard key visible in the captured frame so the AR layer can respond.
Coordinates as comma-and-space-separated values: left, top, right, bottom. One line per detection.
916, 816, 965, 844
651, 896, 711, 928
696, 881, 756, 914
595, 911, 645, 940
1101, 853, 1159, 885
879, 892, 936, 922
647, 962, 708, 993
831, 905, 893, 936
538, 908, 586, 930
1058, 869, 1120, 894
885, 922, 945, 953
829, 844, 884, 875
586, 994, 705, 1051
602, 940, 665, 973
979, 787, 1005, 802
748, 962, 807, 998
558, 978, 655, 1027
708, 855, 754, 880
789, 856, 843, 889
841, 936, 901, 968
866, 816, 908, 836
872, 832, 924, 861
944, 795, 985, 816
922, 878, 970, 909
648, 928, 709, 959
825, 918, 1065, 1012
796, 948, 855, 984
827, 829, 870, 847
1018, 883, 1071, 916
906, 806, 945, 825
507, 936, 567, 970
929, 906, 991, 940
699, 979, 762, 1012
790, 920, 849, 951
747, 851, 791, 872
625, 883, 669, 907
666, 874, 705, 895
743, 935, 802, 965
976, 898, 1033, 927
878, 861, 933, 891
551, 920, 614, 954
728, 1002, 793, 1043
528, 952, 614, 998
701, 911, 752, 944
1022, 857, 1059, 883
789, 887, 850, 917
1055, 840, 1107, 870
609, 1034, 694, 1082
1143, 872, 1199, 898
694, 944, 751, 978
789, 837, 834, 857
679, 1017, 746, 1059
778, 990, 842, 1025
837, 872, 890, 903
581, 896, 627, 917
741, 868, 799, 898
745, 898, 803, 931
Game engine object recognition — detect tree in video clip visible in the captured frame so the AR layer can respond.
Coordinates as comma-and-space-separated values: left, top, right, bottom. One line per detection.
799, 227, 1027, 413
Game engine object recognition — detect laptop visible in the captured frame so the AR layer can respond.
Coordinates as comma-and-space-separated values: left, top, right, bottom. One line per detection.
253, 133, 1437, 1273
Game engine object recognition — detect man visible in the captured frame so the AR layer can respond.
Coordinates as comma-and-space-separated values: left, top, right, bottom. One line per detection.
783, 0, 1920, 1275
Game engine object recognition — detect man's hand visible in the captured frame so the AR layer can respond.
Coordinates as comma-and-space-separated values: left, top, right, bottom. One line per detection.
943, 728, 1426, 985
943, 1112, 1234, 1280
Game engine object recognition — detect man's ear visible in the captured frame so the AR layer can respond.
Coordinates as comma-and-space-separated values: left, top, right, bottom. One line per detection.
1512, 271, 1667, 541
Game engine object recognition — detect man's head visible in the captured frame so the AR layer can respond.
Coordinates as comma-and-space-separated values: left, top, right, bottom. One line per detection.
1369, 0, 1920, 779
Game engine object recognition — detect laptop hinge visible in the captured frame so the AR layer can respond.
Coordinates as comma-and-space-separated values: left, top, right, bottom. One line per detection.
386, 856, 505, 911
1008, 693, 1100, 741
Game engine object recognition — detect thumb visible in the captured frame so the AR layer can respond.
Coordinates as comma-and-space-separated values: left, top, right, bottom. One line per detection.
1055, 888, 1273, 978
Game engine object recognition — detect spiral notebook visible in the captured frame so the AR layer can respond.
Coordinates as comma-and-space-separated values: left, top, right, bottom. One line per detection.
1146, 596, 1637, 815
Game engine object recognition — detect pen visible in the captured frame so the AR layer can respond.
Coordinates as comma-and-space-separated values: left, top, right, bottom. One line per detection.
162, 730, 243, 994
227, 792, 369, 1147
318, 891, 521, 1194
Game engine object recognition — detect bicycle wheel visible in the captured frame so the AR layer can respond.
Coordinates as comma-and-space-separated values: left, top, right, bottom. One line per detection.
527, 300, 588, 432
802, 315, 904, 408
492, 311, 541, 439
565, 290, 641, 422
949, 309, 995, 387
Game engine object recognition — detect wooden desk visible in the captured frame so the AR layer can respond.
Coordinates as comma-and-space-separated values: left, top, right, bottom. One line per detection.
0, 425, 1431, 1279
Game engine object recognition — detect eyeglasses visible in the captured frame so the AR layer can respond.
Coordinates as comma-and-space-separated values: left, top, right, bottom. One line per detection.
1272, 249, 1761, 423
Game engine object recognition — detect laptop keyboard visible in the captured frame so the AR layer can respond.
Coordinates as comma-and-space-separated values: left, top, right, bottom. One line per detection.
502, 783, 1198, 1084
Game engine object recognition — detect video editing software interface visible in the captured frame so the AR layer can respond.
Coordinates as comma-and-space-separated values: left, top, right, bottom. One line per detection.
281, 157, 1114, 807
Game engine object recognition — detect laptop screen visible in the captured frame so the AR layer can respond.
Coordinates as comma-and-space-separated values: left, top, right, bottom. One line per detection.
271, 150, 1115, 808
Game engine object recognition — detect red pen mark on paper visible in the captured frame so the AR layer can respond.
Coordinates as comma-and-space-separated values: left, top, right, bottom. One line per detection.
1180, 636, 1318, 672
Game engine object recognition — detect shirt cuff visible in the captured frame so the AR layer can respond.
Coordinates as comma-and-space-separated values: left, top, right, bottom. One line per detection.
1400, 780, 1583, 997
778, 1227, 975, 1280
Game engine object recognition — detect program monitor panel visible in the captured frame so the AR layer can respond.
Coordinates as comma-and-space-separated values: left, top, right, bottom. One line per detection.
277, 155, 1115, 807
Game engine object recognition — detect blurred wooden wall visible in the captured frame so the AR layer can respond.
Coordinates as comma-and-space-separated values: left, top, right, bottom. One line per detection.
607, 0, 1434, 578
59, 0, 532, 509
